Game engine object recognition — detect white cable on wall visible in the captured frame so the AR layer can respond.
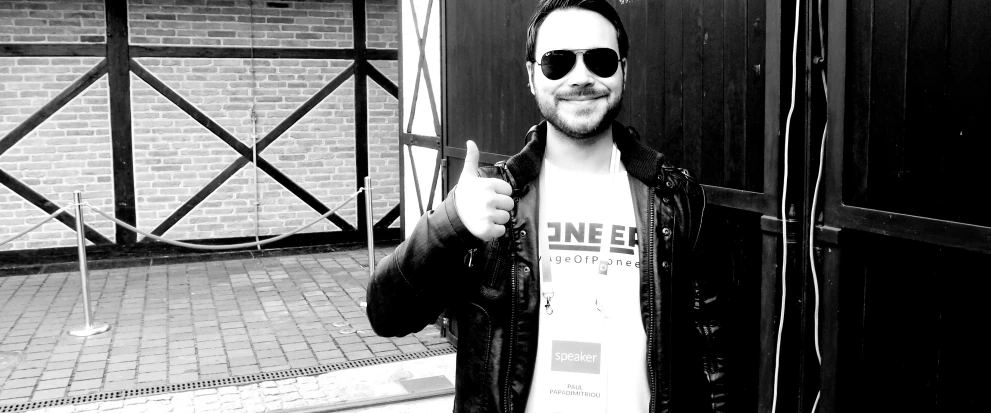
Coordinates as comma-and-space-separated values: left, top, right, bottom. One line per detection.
772, 1, 802, 413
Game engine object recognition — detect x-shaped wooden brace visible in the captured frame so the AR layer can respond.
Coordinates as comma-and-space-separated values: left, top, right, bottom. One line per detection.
130, 59, 359, 238
404, 0, 444, 217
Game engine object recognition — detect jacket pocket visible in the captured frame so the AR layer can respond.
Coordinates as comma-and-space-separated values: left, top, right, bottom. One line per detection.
453, 301, 500, 410
469, 236, 508, 301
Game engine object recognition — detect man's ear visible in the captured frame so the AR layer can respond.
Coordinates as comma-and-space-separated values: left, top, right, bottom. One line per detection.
525, 61, 535, 95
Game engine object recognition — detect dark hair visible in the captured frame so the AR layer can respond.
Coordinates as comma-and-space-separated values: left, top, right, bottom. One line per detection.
525, 0, 629, 62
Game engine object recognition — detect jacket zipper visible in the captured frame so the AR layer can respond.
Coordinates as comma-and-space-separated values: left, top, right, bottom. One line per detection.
504, 164, 517, 413
648, 186, 657, 413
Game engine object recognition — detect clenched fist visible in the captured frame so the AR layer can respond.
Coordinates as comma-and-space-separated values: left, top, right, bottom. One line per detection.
454, 141, 514, 241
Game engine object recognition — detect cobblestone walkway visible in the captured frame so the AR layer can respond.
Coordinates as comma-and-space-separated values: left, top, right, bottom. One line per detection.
0, 246, 452, 406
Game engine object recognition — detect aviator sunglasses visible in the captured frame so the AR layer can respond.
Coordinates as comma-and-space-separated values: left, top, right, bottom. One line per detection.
536, 48, 622, 80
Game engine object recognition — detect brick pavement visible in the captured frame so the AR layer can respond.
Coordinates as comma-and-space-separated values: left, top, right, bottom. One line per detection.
0, 246, 452, 406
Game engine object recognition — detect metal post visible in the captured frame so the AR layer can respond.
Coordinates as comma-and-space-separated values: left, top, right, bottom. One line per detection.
69, 191, 110, 337
365, 176, 375, 277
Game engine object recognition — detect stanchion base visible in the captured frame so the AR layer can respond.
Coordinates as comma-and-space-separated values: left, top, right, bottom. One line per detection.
69, 323, 110, 337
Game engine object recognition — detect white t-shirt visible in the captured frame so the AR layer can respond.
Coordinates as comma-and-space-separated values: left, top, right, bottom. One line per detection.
525, 144, 650, 413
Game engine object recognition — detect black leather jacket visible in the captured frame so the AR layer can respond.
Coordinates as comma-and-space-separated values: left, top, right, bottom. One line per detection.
368, 121, 728, 412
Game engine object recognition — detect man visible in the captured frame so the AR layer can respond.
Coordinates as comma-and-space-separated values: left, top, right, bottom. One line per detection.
368, 0, 728, 412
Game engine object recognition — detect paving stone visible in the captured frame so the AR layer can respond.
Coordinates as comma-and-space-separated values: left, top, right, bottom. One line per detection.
344, 350, 375, 360
45, 360, 77, 371
35, 377, 71, 390
138, 362, 168, 373
230, 365, 260, 376
169, 372, 198, 383
334, 335, 364, 345
69, 378, 103, 391
30, 388, 66, 401
76, 361, 108, 372
138, 371, 168, 383
8, 368, 43, 380
339, 343, 368, 353
107, 361, 137, 372
368, 343, 398, 352
196, 347, 226, 358
0, 387, 33, 400
105, 370, 137, 381
398, 343, 429, 354
1, 377, 38, 389
108, 353, 139, 363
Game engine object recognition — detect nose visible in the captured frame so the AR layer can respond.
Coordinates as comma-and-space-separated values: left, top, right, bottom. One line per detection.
565, 54, 594, 86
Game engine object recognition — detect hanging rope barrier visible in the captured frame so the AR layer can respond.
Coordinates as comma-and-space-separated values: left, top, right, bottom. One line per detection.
85, 189, 364, 251
2, 186, 377, 339
0, 205, 72, 247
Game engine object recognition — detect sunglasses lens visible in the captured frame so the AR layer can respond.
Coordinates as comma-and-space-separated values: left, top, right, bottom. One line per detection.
584, 48, 619, 78
540, 51, 577, 80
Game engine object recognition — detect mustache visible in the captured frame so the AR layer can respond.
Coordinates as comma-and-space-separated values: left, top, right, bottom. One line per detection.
555, 87, 608, 100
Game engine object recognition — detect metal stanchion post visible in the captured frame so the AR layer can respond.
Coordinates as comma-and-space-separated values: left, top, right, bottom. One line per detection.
365, 176, 375, 278
69, 191, 110, 337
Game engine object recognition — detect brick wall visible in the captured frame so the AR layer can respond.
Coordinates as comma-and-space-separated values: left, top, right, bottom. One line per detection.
0, 0, 106, 43
0, 0, 400, 252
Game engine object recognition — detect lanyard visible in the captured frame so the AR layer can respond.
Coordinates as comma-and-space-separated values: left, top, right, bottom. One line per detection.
541, 259, 610, 318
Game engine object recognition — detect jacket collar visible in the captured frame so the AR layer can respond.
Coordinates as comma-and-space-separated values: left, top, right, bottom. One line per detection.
504, 120, 668, 189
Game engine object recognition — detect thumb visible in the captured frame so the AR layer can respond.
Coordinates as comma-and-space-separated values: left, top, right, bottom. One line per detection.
462, 140, 480, 179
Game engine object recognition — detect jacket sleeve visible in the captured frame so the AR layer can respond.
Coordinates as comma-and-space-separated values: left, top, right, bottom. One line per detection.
366, 189, 483, 337
685, 179, 731, 413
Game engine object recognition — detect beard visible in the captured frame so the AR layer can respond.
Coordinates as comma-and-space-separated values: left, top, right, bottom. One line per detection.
536, 86, 623, 140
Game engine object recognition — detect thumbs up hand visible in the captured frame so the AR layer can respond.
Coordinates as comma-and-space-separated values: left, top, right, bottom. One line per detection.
454, 140, 515, 241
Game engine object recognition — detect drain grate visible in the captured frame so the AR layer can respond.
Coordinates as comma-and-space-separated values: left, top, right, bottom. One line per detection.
0, 346, 456, 413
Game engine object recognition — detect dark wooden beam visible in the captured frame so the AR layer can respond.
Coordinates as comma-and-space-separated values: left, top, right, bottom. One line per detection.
0, 60, 108, 156
817, 226, 843, 413
0, 45, 393, 61
822, 0, 848, 224
129, 45, 357, 60
130, 60, 253, 159
366, 62, 399, 98
354, 0, 371, 240
374, 204, 400, 229
144, 159, 248, 239
757, 228, 781, 412
400, 133, 441, 148
406, 144, 426, 216
129, 46, 396, 60
701, 185, 773, 215
366, 49, 399, 60
397, 0, 408, 238
424, 146, 443, 213
405, 0, 442, 136
763, 0, 784, 207
833, 205, 991, 254
258, 156, 358, 231
0, 44, 105, 57
106, 0, 137, 244
0, 169, 112, 246
255, 64, 356, 150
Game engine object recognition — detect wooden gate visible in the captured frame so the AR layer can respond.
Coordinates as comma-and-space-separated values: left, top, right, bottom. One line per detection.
398, 0, 989, 411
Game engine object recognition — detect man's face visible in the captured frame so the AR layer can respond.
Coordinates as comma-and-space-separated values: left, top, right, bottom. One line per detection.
527, 8, 625, 140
